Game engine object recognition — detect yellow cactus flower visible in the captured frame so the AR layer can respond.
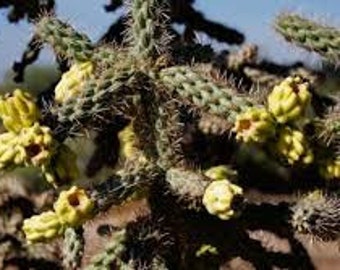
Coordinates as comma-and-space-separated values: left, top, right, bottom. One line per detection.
204, 165, 235, 181
0, 123, 54, 170
232, 107, 275, 143
55, 61, 93, 103
320, 158, 340, 180
22, 211, 64, 244
202, 180, 243, 220
0, 89, 40, 133
267, 76, 311, 124
276, 127, 313, 165
54, 186, 94, 227
118, 122, 139, 160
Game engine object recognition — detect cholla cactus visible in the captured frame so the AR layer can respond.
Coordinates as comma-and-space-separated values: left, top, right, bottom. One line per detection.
202, 179, 243, 220
291, 191, 340, 241
22, 211, 64, 244
232, 107, 275, 143
275, 127, 314, 164
55, 61, 94, 103
54, 186, 94, 227
267, 76, 311, 124
275, 13, 340, 63
319, 158, 340, 180
0, 123, 54, 170
3, 1, 340, 268
0, 89, 40, 133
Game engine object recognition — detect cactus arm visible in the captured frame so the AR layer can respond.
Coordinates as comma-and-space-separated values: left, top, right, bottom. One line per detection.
275, 13, 340, 63
158, 66, 254, 123
35, 16, 94, 63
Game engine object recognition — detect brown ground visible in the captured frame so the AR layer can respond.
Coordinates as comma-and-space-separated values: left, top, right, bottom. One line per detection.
82, 197, 340, 270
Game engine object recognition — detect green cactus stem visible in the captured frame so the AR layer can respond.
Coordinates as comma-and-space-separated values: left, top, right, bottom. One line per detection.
275, 13, 340, 63
158, 66, 254, 123
129, 0, 168, 59
62, 227, 84, 270
86, 229, 127, 270
35, 15, 94, 63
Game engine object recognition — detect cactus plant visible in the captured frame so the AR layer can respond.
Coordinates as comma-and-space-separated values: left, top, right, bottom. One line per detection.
2, 1, 340, 269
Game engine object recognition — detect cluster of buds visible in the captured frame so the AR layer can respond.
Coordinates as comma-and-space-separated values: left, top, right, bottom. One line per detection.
202, 166, 243, 220
0, 89, 40, 132
233, 107, 275, 143
319, 158, 340, 180
54, 61, 94, 103
233, 76, 314, 165
0, 89, 79, 186
267, 76, 311, 124
0, 90, 53, 169
0, 123, 54, 169
276, 127, 313, 165
23, 186, 94, 243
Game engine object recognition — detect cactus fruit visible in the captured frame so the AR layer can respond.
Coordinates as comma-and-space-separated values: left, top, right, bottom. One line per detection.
204, 165, 236, 181
0, 123, 53, 170
275, 127, 313, 165
117, 122, 140, 160
55, 61, 94, 103
319, 158, 340, 180
202, 180, 243, 220
54, 186, 94, 227
232, 107, 275, 143
22, 211, 64, 244
0, 89, 40, 133
275, 13, 340, 63
267, 76, 311, 124
291, 191, 340, 241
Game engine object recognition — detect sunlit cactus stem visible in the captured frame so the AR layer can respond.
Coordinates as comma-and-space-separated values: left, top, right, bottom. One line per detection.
129, 0, 168, 59
158, 66, 254, 123
275, 13, 340, 63
86, 229, 127, 270
35, 15, 94, 63
62, 227, 84, 270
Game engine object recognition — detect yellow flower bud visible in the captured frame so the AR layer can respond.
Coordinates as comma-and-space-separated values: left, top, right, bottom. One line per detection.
202, 180, 243, 220
54, 186, 94, 227
19, 123, 54, 167
267, 76, 311, 124
118, 122, 139, 159
320, 158, 340, 180
22, 211, 64, 244
55, 61, 93, 103
276, 127, 313, 165
204, 165, 235, 181
0, 123, 54, 170
232, 107, 275, 143
0, 89, 40, 133
196, 244, 218, 257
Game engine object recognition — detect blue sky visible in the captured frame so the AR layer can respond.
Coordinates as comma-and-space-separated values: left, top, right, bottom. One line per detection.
0, 0, 339, 80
